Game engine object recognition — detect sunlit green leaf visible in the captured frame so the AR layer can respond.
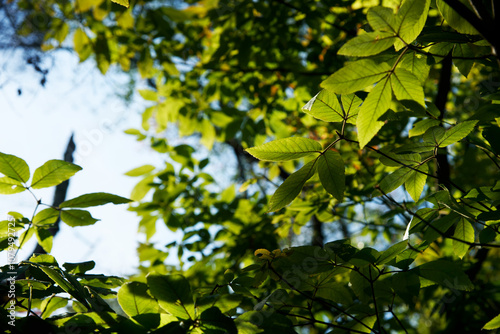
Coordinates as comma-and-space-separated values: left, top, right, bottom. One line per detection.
390, 68, 425, 106
436, 0, 478, 35
318, 150, 345, 201
268, 159, 317, 212
338, 31, 396, 57
0, 152, 30, 183
414, 260, 473, 290
367, 6, 396, 32
246, 137, 322, 162
393, 0, 431, 50
35, 227, 53, 253
118, 282, 159, 317
483, 314, 500, 330
409, 119, 441, 137
379, 166, 413, 195
147, 274, 195, 320
33, 208, 60, 226
405, 163, 428, 201
61, 209, 99, 227
111, 0, 129, 8
453, 218, 474, 259
0, 176, 25, 194
321, 59, 391, 94
60, 192, 131, 208
438, 120, 478, 147
302, 89, 344, 123
31, 160, 82, 189
357, 76, 392, 148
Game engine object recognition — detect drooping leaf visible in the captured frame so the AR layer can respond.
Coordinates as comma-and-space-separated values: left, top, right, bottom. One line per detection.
453, 43, 474, 77
0, 152, 30, 183
321, 59, 391, 94
483, 314, 500, 330
0, 176, 25, 194
338, 31, 396, 57
453, 217, 474, 259
438, 120, 478, 147
393, 0, 431, 50
147, 274, 195, 320
60, 210, 99, 227
302, 90, 344, 123
357, 76, 392, 148
245, 137, 322, 162
318, 150, 345, 201
405, 163, 428, 201
33, 208, 60, 226
60, 192, 132, 208
35, 227, 53, 253
436, 0, 478, 35
268, 159, 317, 212
31, 160, 82, 189
390, 68, 425, 106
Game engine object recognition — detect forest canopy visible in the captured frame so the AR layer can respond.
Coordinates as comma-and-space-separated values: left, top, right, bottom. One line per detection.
2, 0, 500, 333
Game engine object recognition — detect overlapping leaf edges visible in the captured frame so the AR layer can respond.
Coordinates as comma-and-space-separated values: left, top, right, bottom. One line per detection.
246, 138, 345, 211
322, 0, 429, 148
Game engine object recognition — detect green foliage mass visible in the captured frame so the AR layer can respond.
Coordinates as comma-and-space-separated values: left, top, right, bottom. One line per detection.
2, 0, 500, 333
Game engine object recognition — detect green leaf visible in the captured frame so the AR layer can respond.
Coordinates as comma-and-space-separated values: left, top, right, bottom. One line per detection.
200, 307, 237, 334
436, 0, 478, 35
341, 94, 363, 124
125, 164, 155, 177
318, 150, 345, 201
393, 0, 431, 50
405, 163, 428, 201
377, 241, 407, 265
0, 152, 30, 183
338, 31, 396, 57
399, 52, 431, 84
453, 43, 474, 77
60, 192, 131, 208
413, 260, 473, 290
31, 160, 82, 189
147, 274, 195, 320
423, 126, 445, 144
321, 59, 391, 94
0, 176, 25, 194
367, 6, 396, 32
390, 68, 425, 106
33, 208, 60, 226
379, 166, 413, 195
302, 90, 344, 123
118, 282, 159, 317
63, 261, 95, 275
409, 119, 441, 137
60, 210, 99, 227
438, 120, 478, 147
111, 0, 129, 8
268, 159, 317, 212
245, 137, 322, 162
41, 296, 68, 319
35, 227, 53, 253
379, 152, 421, 167
423, 213, 459, 243
453, 218, 474, 259
483, 314, 500, 330
357, 77, 392, 148
350, 315, 377, 333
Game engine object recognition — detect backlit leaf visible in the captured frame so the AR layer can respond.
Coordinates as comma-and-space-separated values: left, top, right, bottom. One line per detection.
61, 210, 99, 227
436, 0, 478, 35
0, 176, 25, 194
60, 192, 131, 208
147, 274, 195, 320
318, 150, 345, 201
483, 314, 500, 330
438, 120, 478, 147
246, 137, 322, 162
302, 90, 344, 123
338, 31, 396, 57
31, 160, 82, 189
0, 152, 30, 183
390, 68, 425, 106
453, 218, 474, 259
393, 0, 431, 50
405, 163, 428, 201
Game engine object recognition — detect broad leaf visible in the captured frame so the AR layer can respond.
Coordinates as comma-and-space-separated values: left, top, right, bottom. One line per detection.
31, 160, 82, 189
341, 94, 363, 124
60, 209, 99, 227
111, 0, 129, 8
125, 165, 156, 177
377, 241, 407, 265
367, 6, 396, 32
399, 52, 431, 84
0, 152, 30, 183
246, 137, 321, 162
405, 163, 428, 201
0, 176, 25, 194
118, 282, 159, 317
379, 166, 413, 195
423, 126, 445, 145
414, 260, 473, 290
436, 0, 478, 35
147, 274, 195, 320
199, 307, 237, 334
33, 208, 60, 226
35, 227, 53, 253
409, 119, 440, 137
268, 159, 317, 212
318, 150, 345, 201
321, 59, 391, 94
393, 0, 431, 50
302, 90, 344, 122
338, 31, 396, 57
357, 76, 392, 148
60, 192, 131, 208
390, 68, 425, 106
453, 217, 474, 259
438, 120, 478, 147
